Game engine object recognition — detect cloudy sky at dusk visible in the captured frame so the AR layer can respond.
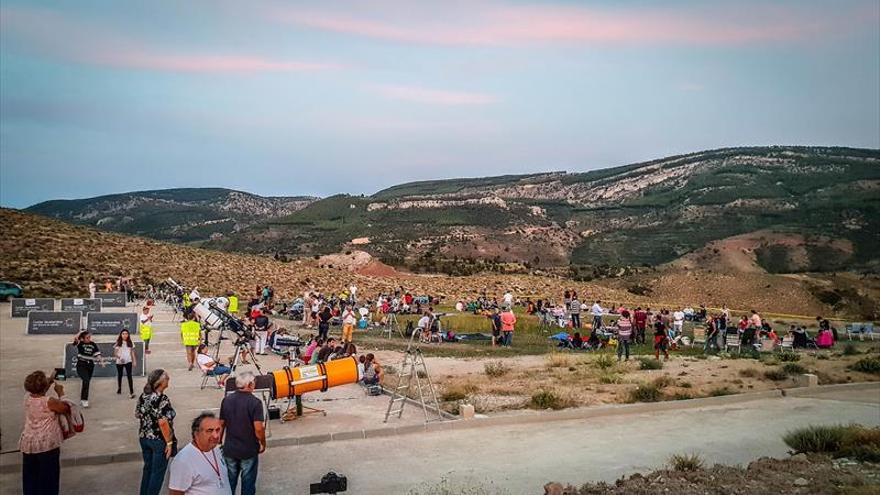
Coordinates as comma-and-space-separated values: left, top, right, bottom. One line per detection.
1, 0, 878, 207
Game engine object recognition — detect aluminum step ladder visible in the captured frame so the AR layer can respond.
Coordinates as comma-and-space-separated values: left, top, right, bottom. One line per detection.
384, 329, 443, 423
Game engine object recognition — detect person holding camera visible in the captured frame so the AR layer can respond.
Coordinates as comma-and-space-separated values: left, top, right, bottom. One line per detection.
219, 372, 265, 495
20, 370, 70, 495
73, 330, 103, 408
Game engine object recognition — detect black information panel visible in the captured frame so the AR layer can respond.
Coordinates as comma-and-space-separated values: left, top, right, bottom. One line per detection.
61, 298, 102, 315
64, 342, 145, 378
95, 292, 126, 308
86, 312, 138, 335
27, 311, 82, 335
11, 298, 55, 318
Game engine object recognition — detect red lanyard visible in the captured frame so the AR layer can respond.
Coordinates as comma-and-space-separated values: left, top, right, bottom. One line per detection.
198, 448, 221, 481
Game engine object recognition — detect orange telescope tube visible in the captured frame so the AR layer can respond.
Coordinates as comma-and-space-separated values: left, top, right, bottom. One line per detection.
270, 356, 360, 398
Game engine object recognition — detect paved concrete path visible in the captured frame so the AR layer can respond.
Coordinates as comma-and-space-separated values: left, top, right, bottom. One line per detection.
2, 385, 877, 495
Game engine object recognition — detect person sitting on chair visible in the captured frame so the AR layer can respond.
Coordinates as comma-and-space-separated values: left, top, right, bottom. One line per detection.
196, 344, 231, 386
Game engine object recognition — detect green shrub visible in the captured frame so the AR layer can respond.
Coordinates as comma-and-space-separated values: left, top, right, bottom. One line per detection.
679, 381, 693, 389
529, 390, 573, 410
739, 368, 759, 378
441, 383, 477, 402
764, 368, 789, 381
594, 353, 616, 370
782, 424, 880, 461
668, 453, 704, 471
849, 357, 880, 374
782, 363, 807, 375
652, 375, 675, 388
672, 392, 693, 401
598, 371, 622, 384
628, 382, 663, 403
843, 343, 859, 356
777, 351, 801, 362
707, 386, 734, 397
639, 357, 663, 370
484, 361, 508, 377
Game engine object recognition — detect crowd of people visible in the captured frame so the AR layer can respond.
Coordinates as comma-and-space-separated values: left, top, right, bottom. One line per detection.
18, 278, 853, 495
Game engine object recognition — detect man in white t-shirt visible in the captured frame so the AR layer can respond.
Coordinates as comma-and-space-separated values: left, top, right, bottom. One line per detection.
169, 412, 232, 495
88, 281, 96, 299
503, 291, 513, 308
672, 310, 685, 339
591, 300, 604, 331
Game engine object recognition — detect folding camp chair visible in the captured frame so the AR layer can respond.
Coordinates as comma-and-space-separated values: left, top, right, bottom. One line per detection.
779, 335, 794, 351
725, 335, 741, 353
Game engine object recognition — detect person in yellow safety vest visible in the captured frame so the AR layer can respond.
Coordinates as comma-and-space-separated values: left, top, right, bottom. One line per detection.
183, 292, 192, 309
228, 294, 239, 314
180, 313, 202, 371
139, 306, 154, 354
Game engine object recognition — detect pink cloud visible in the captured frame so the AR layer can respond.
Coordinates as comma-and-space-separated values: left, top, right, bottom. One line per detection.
0, 6, 340, 73
372, 84, 498, 105
274, 2, 875, 47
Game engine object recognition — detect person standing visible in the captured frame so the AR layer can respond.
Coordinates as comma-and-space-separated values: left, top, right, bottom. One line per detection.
20, 370, 69, 495
569, 295, 581, 329
653, 320, 670, 361
136, 369, 176, 495
500, 307, 517, 346
591, 300, 604, 331
317, 305, 332, 341
633, 307, 647, 344
88, 281, 96, 300
219, 373, 265, 495
168, 412, 231, 495
341, 306, 357, 344
73, 331, 102, 408
615, 310, 634, 362
704, 316, 720, 353
115, 329, 137, 398
490, 309, 502, 347
140, 306, 154, 355
672, 309, 685, 340
503, 290, 513, 309
180, 314, 201, 371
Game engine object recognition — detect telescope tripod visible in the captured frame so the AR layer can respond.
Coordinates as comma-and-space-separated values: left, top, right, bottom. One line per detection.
230, 338, 263, 375
382, 312, 403, 339
384, 329, 443, 424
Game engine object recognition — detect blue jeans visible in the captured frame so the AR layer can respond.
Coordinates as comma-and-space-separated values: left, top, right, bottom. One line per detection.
209, 365, 231, 376
225, 455, 259, 495
502, 331, 513, 346
139, 438, 168, 495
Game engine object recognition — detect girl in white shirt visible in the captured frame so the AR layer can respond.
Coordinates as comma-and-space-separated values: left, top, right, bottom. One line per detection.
114, 329, 138, 398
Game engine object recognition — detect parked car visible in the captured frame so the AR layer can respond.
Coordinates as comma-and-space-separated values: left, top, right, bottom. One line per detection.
0, 281, 22, 301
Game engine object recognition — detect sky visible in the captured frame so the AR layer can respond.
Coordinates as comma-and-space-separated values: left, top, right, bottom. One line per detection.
1, 0, 878, 208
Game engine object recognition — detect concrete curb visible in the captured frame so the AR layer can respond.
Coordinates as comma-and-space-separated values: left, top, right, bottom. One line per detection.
1, 381, 876, 473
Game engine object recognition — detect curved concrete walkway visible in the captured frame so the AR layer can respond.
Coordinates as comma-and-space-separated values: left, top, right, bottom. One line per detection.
1, 383, 877, 495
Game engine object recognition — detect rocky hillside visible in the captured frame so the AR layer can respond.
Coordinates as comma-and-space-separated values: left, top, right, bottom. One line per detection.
4, 208, 876, 317
27, 188, 315, 244
211, 146, 880, 275
0, 208, 637, 304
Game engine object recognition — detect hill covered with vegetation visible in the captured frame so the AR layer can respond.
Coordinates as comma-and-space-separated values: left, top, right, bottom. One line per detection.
208, 146, 880, 276
27, 188, 315, 244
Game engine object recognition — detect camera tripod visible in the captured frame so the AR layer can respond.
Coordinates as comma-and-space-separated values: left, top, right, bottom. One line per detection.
382, 312, 403, 339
